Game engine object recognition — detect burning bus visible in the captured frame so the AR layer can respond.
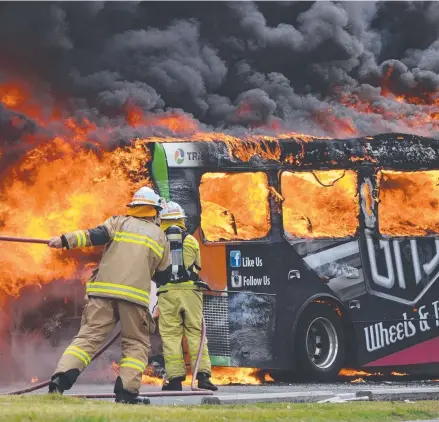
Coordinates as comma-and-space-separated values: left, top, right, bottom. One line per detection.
148, 133, 439, 381
3, 132, 439, 383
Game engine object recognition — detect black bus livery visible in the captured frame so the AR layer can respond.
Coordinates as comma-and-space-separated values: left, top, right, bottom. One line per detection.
148, 133, 439, 381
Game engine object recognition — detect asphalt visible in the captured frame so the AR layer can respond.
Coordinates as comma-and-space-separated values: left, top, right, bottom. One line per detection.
4, 379, 439, 405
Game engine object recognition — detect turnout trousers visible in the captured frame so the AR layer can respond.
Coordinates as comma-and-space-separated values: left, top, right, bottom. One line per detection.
158, 289, 211, 380
53, 296, 155, 394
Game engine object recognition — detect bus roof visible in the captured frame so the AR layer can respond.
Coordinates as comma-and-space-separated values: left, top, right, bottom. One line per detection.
159, 133, 439, 170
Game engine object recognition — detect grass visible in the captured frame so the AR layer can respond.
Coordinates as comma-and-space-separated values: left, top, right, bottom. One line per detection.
0, 395, 439, 422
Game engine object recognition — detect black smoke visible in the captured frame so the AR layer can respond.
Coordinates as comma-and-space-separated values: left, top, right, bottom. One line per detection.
1, 1, 439, 142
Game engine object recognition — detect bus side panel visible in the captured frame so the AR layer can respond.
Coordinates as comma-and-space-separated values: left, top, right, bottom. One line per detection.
224, 241, 339, 369
356, 169, 439, 370
165, 167, 361, 370
357, 234, 439, 369
280, 238, 365, 368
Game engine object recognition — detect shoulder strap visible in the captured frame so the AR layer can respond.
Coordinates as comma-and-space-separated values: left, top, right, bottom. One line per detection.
182, 232, 202, 272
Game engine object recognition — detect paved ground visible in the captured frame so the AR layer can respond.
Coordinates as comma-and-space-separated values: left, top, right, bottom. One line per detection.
4, 379, 439, 405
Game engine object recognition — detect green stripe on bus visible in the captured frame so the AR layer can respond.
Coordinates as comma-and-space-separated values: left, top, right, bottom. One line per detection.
209, 356, 231, 366
152, 143, 170, 202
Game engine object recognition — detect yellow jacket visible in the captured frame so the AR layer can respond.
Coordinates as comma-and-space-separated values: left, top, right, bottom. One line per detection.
62, 215, 170, 307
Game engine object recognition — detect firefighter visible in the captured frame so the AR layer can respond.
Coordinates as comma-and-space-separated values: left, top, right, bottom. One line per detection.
47, 187, 170, 405
157, 201, 217, 391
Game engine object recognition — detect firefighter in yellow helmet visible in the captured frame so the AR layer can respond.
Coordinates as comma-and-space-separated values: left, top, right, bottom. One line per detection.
157, 201, 217, 391
47, 187, 170, 405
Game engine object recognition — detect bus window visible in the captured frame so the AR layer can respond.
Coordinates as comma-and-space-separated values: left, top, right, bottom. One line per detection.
378, 170, 439, 236
281, 170, 359, 239
199, 172, 271, 241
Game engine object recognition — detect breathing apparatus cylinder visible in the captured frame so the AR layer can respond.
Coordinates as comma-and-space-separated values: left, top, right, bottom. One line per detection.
165, 225, 185, 281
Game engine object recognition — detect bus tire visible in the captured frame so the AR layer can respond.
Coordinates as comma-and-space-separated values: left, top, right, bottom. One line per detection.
294, 302, 345, 381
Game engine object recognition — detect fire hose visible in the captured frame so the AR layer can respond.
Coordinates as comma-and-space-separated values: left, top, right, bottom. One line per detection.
0, 236, 50, 245
1, 330, 121, 395
0, 236, 214, 398
2, 320, 212, 397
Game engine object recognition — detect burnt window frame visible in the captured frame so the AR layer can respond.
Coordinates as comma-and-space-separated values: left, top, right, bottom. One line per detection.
197, 169, 274, 245
279, 169, 361, 242
376, 168, 439, 239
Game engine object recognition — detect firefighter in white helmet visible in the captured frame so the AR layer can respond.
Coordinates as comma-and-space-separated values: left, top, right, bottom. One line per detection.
156, 201, 217, 391
47, 186, 170, 405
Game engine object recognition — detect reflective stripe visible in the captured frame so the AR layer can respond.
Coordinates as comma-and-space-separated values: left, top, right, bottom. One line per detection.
162, 212, 184, 218
80, 231, 86, 247
86, 282, 150, 306
114, 231, 164, 258
190, 353, 209, 361
120, 363, 145, 371
165, 354, 184, 360
115, 231, 163, 252
68, 346, 91, 364
157, 281, 196, 292
120, 357, 146, 372
165, 358, 185, 364
88, 282, 150, 298
64, 346, 91, 366
132, 198, 155, 205
75, 232, 81, 247
74, 231, 87, 248
113, 236, 163, 259
64, 351, 88, 366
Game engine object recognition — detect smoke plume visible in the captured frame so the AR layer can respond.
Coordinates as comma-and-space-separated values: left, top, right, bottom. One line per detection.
2, 1, 439, 385
1, 1, 439, 142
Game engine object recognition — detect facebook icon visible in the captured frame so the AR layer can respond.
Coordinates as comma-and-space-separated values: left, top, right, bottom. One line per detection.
230, 251, 241, 268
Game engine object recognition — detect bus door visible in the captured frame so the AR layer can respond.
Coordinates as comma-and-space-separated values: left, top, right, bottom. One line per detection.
197, 170, 280, 368
152, 143, 280, 368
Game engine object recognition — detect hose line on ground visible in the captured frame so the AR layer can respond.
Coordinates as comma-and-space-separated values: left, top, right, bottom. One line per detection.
1, 312, 214, 397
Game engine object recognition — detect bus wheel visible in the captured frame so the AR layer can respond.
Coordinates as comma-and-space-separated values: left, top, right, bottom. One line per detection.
295, 302, 345, 381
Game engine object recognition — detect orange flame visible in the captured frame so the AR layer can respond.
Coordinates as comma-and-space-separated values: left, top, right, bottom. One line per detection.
0, 83, 25, 108
31, 377, 38, 383
378, 170, 439, 236
199, 172, 271, 241
126, 103, 199, 134
336, 65, 439, 136
0, 137, 151, 300
339, 368, 407, 380
111, 362, 269, 386
1, 77, 439, 303
339, 368, 376, 377
281, 170, 359, 239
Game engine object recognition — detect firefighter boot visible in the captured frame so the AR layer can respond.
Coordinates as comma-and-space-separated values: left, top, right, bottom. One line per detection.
162, 377, 184, 391
197, 372, 218, 391
114, 377, 150, 405
48, 369, 80, 395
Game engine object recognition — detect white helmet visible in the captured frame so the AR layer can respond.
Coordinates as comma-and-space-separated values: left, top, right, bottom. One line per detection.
128, 186, 164, 210
160, 201, 186, 220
